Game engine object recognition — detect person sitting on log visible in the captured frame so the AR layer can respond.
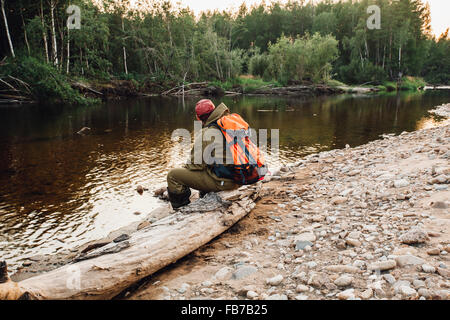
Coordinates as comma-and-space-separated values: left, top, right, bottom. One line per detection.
166, 99, 267, 209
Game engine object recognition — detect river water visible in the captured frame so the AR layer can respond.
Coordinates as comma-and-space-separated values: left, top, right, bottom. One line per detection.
1, 91, 449, 269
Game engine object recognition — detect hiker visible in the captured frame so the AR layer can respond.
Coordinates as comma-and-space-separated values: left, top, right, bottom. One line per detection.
166, 99, 266, 209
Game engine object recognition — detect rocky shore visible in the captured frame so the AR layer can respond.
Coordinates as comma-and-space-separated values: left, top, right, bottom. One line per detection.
8, 104, 450, 300
127, 104, 450, 300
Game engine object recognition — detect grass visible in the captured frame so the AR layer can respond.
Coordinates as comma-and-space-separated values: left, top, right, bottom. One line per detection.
210, 76, 282, 93
376, 77, 427, 92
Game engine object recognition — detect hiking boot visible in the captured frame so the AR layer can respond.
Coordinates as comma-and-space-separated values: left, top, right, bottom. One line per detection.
168, 188, 191, 209
199, 191, 208, 198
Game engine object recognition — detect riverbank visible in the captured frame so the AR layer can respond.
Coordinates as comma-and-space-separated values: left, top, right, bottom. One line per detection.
8, 103, 450, 300
125, 104, 449, 301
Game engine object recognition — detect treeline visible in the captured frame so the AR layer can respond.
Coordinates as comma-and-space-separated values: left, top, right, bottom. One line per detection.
0, 0, 449, 101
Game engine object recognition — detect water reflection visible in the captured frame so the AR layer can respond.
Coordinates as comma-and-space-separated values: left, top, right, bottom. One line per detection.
0, 91, 449, 269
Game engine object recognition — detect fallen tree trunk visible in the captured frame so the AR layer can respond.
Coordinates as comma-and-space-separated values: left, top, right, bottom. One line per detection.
0, 185, 261, 300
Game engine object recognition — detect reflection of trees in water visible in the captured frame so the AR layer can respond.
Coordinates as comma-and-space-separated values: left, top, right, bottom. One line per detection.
0, 91, 449, 262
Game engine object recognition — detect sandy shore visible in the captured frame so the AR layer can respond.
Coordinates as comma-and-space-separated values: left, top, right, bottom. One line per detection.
125, 104, 450, 300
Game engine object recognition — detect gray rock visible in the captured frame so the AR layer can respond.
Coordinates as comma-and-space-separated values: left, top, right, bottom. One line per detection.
399, 286, 417, 298
113, 234, 130, 243
394, 179, 410, 188
295, 241, 313, 251
214, 267, 233, 280
395, 255, 426, 267
383, 274, 396, 284
232, 266, 258, 280
399, 228, 429, 244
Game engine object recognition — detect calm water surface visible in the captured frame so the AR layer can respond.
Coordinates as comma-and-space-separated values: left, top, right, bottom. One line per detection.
1, 91, 449, 269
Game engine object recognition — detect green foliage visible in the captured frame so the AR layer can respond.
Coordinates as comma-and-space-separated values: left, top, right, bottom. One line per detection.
1, 56, 92, 104
399, 77, 426, 91
421, 32, 450, 84
209, 76, 281, 93
0, 0, 446, 101
265, 33, 338, 84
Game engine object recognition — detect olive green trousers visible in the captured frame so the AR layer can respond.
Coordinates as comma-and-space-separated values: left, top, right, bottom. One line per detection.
167, 168, 238, 194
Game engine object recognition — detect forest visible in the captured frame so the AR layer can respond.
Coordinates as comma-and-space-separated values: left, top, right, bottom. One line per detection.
0, 0, 449, 104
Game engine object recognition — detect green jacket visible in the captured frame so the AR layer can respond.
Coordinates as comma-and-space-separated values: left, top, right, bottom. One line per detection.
184, 102, 234, 183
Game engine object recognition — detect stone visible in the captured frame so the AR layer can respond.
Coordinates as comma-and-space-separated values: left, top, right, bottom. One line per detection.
422, 264, 436, 273
346, 238, 361, 247
295, 241, 313, 251
399, 286, 417, 299
394, 255, 425, 267
393, 247, 418, 255
232, 266, 258, 280
295, 294, 309, 300
431, 201, 448, 209
368, 260, 397, 271
360, 288, 373, 299
337, 289, 355, 300
266, 274, 284, 286
331, 196, 348, 205
113, 234, 130, 243
294, 232, 316, 243
177, 283, 190, 294
427, 248, 440, 255
437, 267, 450, 277
394, 179, 410, 188
265, 294, 288, 300
334, 275, 353, 287
296, 284, 309, 293
137, 221, 151, 230
418, 288, 431, 298
412, 280, 425, 288
247, 291, 258, 299
399, 228, 429, 244
383, 274, 396, 284
214, 267, 233, 281
202, 281, 212, 287
325, 265, 361, 274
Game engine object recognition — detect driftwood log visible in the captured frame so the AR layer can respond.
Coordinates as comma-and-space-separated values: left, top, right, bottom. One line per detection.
0, 185, 261, 300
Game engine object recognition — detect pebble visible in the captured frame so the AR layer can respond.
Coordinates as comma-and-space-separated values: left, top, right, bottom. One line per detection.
394, 179, 410, 188
421, 264, 436, 273
247, 291, 258, 299
214, 267, 233, 280
337, 289, 355, 300
427, 248, 441, 255
368, 260, 397, 271
265, 294, 288, 300
266, 274, 284, 286
399, 286, 417, 298
394, 255, 425, 267
295, 241, 313, 251
399, 228, 430, 244
334, 275, 353, 287
296, 284, 309, 293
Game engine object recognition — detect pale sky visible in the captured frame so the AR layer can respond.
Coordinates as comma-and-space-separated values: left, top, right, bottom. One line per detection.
164, 0, 449, 38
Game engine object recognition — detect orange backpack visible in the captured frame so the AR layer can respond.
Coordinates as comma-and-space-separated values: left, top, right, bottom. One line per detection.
210, 113, 267, 185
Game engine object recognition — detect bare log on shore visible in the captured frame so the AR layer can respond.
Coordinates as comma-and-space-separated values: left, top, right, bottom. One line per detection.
0, 185, 261, 300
